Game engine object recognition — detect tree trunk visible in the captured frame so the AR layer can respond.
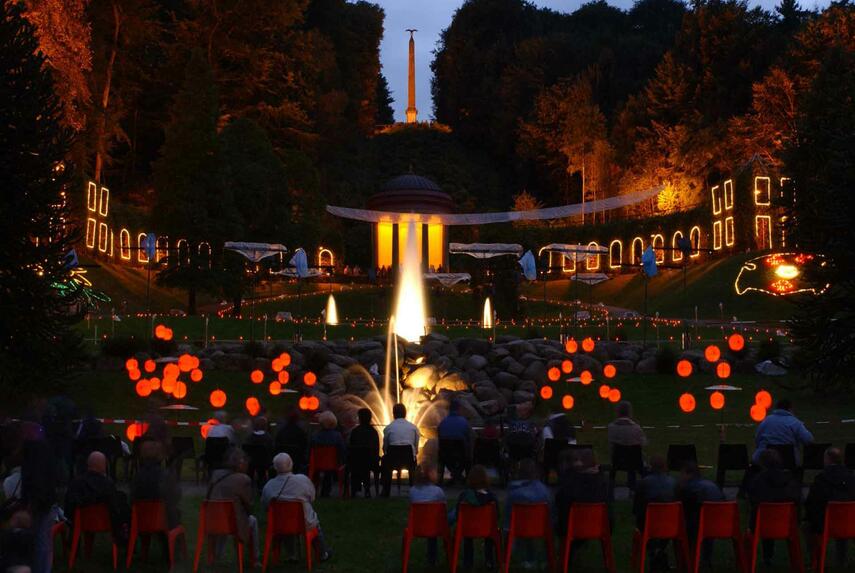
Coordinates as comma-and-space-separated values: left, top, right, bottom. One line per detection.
93, 1, 122, 183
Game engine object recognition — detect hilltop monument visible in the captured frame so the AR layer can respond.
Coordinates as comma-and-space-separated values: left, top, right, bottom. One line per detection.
405, 29, 418, 123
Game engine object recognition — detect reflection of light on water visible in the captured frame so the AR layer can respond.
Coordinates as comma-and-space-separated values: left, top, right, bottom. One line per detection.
393, 220, 427, 343
324, 294, 338, 325
482, 297, 493, 329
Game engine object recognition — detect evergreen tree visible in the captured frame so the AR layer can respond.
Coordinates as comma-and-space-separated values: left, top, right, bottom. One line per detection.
0, 2, 82, 400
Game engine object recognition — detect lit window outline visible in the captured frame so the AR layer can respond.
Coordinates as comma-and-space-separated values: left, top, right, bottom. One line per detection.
608, 240, 622, 269
156, 236, 169, 263
560, 252, 576, 273
754, 176, 771, 206
86, 218, 96, 249
755, 215, 773, 250
711, 185, 722, 215
137, 233, 149, 263
176, 239, 189, 265
87, 181, 97, 212
725, 216, 735, 247
119, 228, 131, 260
98, 222, 108, 252
672, 231, 684, 262
586, 242, 601, 271
689, 226, 701, 258
724, 179, 734, 210
98, 186, 109, 216
109, 230, 114, 258
630, 237, 644, 265
651, 234, 665, 264
713, 220, 723, 250
318, 247, 334, 268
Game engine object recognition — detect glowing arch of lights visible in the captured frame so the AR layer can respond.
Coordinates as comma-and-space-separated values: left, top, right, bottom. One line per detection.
689, 226, 702, 258
671, 231, 684, 262
609, 240, 622, 269
630, 237, 644, 265
651, 234, 665, 264
119, 228, 131, 260
586, 242, 601, 271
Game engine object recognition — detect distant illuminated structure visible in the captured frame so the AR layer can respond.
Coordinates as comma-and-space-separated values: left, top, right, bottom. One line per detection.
405, 29, 418, 123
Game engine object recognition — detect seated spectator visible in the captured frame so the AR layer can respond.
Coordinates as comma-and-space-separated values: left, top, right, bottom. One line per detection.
437, 400, 471, 484
21, 437, 58, 573
542, 412, 577, 447
261, 453, 332, 562
607, 401, 646, 489
633, 454, 675, 570
244, 417, 274, 488
207, 448, 258, 565
450, 465, 497, 570
409, 464, 446, 567
131, 440, 181, 529
752, 398, 814, 464
206, 411, 237, 445
0, 509, 33, 573
504, 413, 539, 462
310, 412, 346, 497
555, 449, 610, 538
65, 451, 130, 543
747, 448, 801, 566
505, 459, 551, 569
348, 409, 380, 498
275, 411, 309, 473
381, 404, 420, 497
3, 460, 21, 503
676, 461, 724, 564
805, 447, 855, 568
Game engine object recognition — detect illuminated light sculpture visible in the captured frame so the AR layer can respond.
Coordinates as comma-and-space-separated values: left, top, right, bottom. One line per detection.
725, 217, 735, 247
135, 379, 152, 397
190, 369, 203, 382
137, 233, 149, 263
598, 385, 610, 399
582, 337, 595, 352
119, 229, 131, 260
630, 237, 644, 265
710, 391, 725, 410
603, 364, 617, 379
250, 370, 264, 384
561, 360, 574, 374
144, 359, 156, 373
677, 359, 693, 378
126, 358, 139, 372
548, 367, 561, 382
156, 236, 169, 263
318, 247, 334, 268
608, 388, 621, 403
173, 381, 187, 399
562, 395, 575, 410
580, 371, 593, 385
754, 176, 771, 206
86, 218, 96, 248
711, 185, 722, 216
755, 390, 772, 409
278, 371, 289, 384
651, 234, 665, 264
724, 179, 734, 211
679, 393, 696, 413
689, 226, 702, 258
755, 215, 773, 250
178, 354, 194, 372
734, 253, 829, 297
586, 242, 601, 271
540, 386, 554, 400
609, 240, 622, 269
672, 231, 684, 263
565, 339, 578, 354
245, 397, 260, 416
716, 361, 731, 379
304, 372, 317, 386
728, 334, 745, 352
210, 389, 227, 408
713, 221, 723, 251
750, 404, 767, 422
704, 345, 721, 363
269, 381, 282, 396
87, 181, 97, 211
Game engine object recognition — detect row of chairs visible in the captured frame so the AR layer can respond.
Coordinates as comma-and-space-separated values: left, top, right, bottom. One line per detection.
403, 500, 855, 573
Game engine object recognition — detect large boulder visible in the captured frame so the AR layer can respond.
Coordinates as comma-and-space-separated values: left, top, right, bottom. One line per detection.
605, 359, 635, 374
456, 338, 492, 356
512, 390, 535, 404
318, 372, 346, 396
464, 354, 488, 371
636, 357, 658, 374
494, 372, 520, 390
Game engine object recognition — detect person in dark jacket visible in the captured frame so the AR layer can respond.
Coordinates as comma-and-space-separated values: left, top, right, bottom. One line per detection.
348, 408, 380, 497
275, 411, 309, 473
131, 440, 181, 529
676, 461, 725, 564
747, 448, 801, 565
244, 417, 274, 488
450, 465, 498, 570
633, 454, 675, 570
805, 447, 855, 567
65, 451, 130, 543
555, 448, 610, 538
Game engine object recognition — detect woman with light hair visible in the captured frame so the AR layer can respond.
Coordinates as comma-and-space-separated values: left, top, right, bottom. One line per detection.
309, 410, 346, 497
261, 453, 332, 561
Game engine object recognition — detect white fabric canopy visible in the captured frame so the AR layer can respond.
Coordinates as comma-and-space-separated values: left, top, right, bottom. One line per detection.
424, 272, 471, 287
224, 242, 287, 262
326, 187, 661, 225
449, 243, 523, 259
271, 268, 324, 278
541, 243, 609, 262
571, 273, 610, 285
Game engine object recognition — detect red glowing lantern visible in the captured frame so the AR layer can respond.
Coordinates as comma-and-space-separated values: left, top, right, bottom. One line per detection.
128, 368, 141, 381
126, 422, 149, 442
750, 404, 767, 422
710, 391, 725, 410
562, 395, 575, 410
245, 397, 260, 416
178, 354, 194, 372
200, 419, 218, 439
755, 390, 772, 409
149, 377, 161, 391
298, 396, 309, 411
161, 377, 176, 394
598, 385, 610, 399
190, 368, 203, 382
209, 389, 226, 408
308, 396, 320, 411
278, 371, 289, 384
603, 364, 617, 379
304, 372, 317, 386
190, 355, 200, 370
125, 358, 139, 372
608, 388, 621, 403
154, 324, 167, 339
676, 359, 693, 378
279, 352, 292, 367
582, 337, 595, 353
547, 367, 561, 382
162, 327, 173, 342
163, 363, 179, 381
143, 359, 156, 373
679, 393, 696, 413
173, 381, 187, 399
728, 333, 745, 352
716, 361, 731, 379
269, 381, 282, 396
704, 345, 721, 363
540, 386, 554, 400
271, 358, 284, 372
565, 339, 578, 354
561, 360, 573, 374
250, 369, 264, 384
135, 379, 151, 397
580, 371, 593, 385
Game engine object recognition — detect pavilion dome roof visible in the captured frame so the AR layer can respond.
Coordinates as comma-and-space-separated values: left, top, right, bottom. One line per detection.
367, 173, 453, 214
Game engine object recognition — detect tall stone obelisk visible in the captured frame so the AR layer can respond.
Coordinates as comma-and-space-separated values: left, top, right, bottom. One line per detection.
405, 29, 418, 123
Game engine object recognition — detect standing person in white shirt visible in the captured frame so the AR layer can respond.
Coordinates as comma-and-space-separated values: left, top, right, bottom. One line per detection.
381, 404, 420, 497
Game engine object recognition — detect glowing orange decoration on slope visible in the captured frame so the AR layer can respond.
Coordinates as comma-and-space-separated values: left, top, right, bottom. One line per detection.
149, 377, 160, 391
144, 359, 156, 373
580, 371, 593, 385
608, 388, 621, 403
599, 385, 610, 399
269, 381, 282, 396
561, 360, 573, 374
548, 367, 561, 382
161, 377, 176, 394
178, 354, 194, 372
279, 352, 292, 367
163, 363, 179, 381
278, 371, 289, 384
190, 369, 203, 382
710, 391, 725, 410
173, 381, 187, 399
582, 337, 595, 352
308, 396, 319, 411
677, 360, 693, 377
540, 386, 554, 400
603, 364, 616, 379
126, 358, 139, 372
210, 389, 226, 408
272, 358, 284, 372
245, 397, 260, 416
126, 422, 149, 442
716, 362, 731, 379
679, 393, 696, 413
704, 345, 721, 363
755, 390, 772, 409
565, 339, 578, 354
562, 395, 575, 410
154, 324, 167, 339
135, 379, 151, 397
128, 368, 141, 381
250, 370, 264, 384
728, 334, 745, 352
304, 372, 317, 386
750, 404, 767, 422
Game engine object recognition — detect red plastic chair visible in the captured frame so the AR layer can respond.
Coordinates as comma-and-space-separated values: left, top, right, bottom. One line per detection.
744, 502, 803, 573
402, 502, 451, 572
562, 502, 615, 573
504, 503, 556, 573
694, 501, 745, 573
193, 500, 252, 573
126, 500, 187, 570
451, 503, 502, 573
811, 501, 855, 573
68, 503, 118, 570
631, 502, 691, 573
308, 445, 346, 497
262, 500, 320, 572
51, 520, 68, 563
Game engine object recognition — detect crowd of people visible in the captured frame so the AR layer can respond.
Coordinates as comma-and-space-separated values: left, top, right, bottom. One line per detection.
0, 396, 852, 572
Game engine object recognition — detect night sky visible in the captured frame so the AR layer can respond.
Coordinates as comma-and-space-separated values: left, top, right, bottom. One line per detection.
376, 0, 827, 122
